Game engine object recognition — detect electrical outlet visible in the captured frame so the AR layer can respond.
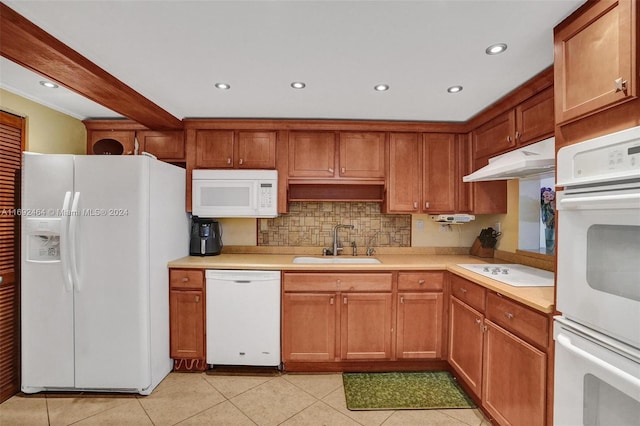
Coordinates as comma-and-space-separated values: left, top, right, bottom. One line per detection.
494, 222, 501, 233
416, 220, 424, 231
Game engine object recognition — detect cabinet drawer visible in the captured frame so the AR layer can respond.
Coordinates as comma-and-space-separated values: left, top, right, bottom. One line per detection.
398, 271, 444, 291
283, 273, 392, 292
450, 274, 486, 312
170, 269, 204, 290
486, 292, 549, 349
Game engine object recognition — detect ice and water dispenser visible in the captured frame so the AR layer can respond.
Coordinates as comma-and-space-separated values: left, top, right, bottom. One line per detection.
25, 218, 61, 262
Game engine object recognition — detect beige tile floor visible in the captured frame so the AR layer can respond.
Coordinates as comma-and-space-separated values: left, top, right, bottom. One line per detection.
0, 372, 490, 426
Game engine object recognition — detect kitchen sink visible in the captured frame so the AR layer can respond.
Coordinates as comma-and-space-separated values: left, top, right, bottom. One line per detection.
292, 256, 381, 264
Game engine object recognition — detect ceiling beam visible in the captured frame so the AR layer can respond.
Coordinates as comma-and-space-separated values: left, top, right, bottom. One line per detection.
0, 3, 182, 130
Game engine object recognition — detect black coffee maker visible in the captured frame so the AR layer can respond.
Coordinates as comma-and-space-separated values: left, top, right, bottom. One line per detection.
190, 217, 222, 256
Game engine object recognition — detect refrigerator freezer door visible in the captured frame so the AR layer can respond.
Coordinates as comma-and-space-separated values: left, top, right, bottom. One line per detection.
21, 153, 75, 391
72, 156, 151, 390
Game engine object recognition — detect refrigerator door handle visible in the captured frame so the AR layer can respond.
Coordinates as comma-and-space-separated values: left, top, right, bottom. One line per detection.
60, 191, 73, 292
69, 191, 81, 291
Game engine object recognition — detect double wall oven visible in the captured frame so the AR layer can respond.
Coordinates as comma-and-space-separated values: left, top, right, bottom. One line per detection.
554, 125, 640, 425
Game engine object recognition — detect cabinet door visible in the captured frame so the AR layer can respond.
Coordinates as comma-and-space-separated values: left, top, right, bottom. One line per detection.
137, 130, 185, 161
470, 156, 508, 215
89, 130, 136, 156
448, 297, 484, 397
236, 131, 276, 168
169, 290, 205, 360
483, 320, 546, 426
472, 111, 516, 159
515, 87, 554, 147
288, 131, 336, 177
195, 130, 234, 168
397, 292, 443, 359
387, 133, 421, 212
423, 133, 456, 212
341, 293, 393, 360
339, 132, 386, 178
282, 293, 337, 362
554, 0, 636, 124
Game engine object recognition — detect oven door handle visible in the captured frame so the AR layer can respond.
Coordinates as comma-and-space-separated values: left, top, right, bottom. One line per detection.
557, 192, 640, 210
556, 334, 640, 389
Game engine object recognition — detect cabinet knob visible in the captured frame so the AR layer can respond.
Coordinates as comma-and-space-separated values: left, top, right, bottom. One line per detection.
425, 202, 430, 209
328, 168, 334, 173
507, 136, 512, 143
418, 279, 425, 285
239, 158, 244, 165
330, 297, 334, 305
515, 131, 520, 140
475, 318, 481, 325
181, 277, 189, 283
459, 287, 467, 293
195, 295, 200, 303
227, 158, 232, 164
413, 202, 418, 209
504, 312, 514, 320
400, 296, 404, 304
336, 279, 341, 287
341, 167, 346, 174
343, 297, 348, 305
615, 78, 628, 93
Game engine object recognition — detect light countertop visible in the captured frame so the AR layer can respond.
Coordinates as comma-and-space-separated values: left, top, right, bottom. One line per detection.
168, 254, 555, 313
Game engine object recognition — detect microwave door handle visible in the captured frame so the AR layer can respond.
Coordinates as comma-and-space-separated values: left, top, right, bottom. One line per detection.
558, 192, 640, 210
556, 334, 640, 391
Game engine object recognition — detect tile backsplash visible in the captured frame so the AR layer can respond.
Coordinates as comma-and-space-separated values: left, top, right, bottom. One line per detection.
258, 202, 411, 248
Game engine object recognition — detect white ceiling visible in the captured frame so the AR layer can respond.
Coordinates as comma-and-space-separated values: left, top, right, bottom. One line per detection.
1, 0, 584, 123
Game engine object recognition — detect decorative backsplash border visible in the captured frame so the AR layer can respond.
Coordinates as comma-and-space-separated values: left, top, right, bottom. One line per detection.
257, 202, 411, 248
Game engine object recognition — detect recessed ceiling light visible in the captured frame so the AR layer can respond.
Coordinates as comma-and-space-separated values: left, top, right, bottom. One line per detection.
485, 43, 508, 55
39, 81, 58, 89
374, 84, 389, 91
447, 85, 463, 93
214, 83, 230, 90
291, 82, 306, 89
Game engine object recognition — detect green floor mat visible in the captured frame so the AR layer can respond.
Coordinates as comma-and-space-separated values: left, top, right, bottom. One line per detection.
342, 371, 476, 411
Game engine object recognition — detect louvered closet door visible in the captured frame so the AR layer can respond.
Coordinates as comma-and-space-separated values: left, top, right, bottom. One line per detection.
0, 111, 24, 403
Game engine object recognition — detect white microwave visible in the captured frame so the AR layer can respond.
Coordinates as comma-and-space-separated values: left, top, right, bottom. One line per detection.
192, 169, 278, 218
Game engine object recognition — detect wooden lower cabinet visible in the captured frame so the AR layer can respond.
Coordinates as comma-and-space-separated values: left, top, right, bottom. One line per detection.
448, 296, 484, 397
341, 293, 393, 360
396, 292, 443, 359
282, 271, 395, 364
483, 320, 546, 426
448, 273, 550, 425
169, 269, 206, 371
282, 293, 337, 362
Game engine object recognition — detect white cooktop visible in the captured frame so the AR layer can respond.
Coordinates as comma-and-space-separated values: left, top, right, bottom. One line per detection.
457, 264, 554, 287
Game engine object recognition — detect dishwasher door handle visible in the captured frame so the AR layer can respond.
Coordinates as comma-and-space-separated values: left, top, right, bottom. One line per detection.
233, 280, 252, 283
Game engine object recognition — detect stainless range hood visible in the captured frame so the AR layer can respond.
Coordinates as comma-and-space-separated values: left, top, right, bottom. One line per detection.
463, 137, 555, 182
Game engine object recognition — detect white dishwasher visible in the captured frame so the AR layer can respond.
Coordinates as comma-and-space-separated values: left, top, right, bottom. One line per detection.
206, 270, 281, 367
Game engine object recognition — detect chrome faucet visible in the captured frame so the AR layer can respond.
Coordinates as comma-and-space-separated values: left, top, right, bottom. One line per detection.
333, 224, 354, 256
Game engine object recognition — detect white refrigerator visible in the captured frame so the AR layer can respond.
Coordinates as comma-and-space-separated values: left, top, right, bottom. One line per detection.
21, 152, 189, 395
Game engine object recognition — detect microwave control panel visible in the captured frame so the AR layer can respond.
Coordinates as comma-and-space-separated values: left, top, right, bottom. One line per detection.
260, 183, 274, 208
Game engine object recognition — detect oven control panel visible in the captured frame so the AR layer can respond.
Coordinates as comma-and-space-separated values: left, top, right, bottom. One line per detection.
558, 126, 640, 186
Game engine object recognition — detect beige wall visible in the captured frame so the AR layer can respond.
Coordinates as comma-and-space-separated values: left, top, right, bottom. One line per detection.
0, 89, 86, 154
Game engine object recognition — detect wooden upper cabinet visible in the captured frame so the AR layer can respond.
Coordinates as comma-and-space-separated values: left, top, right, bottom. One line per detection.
88, 130, 136, 156
515, 86, 554, 147
472, 110, 517, 159
339, 132, 386, 178
236, 131, 276, 168
387, 133, 421, 212
195, 130, 234, 168
137, 130, 185, 161
288, 131, 336, 177
195, 130, 276, 169
423, 133, 456, 213
456, 135, 473, 214
554, 0, 637, 124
